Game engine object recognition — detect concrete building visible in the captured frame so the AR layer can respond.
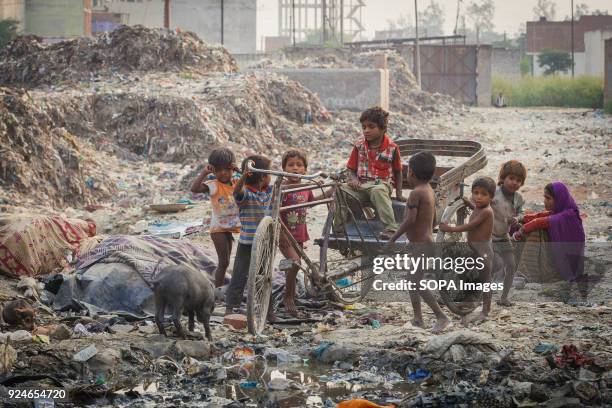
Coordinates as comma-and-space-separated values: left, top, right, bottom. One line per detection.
96, 0, 257, 54
0, 0, 25, 30
584, 29, 612, 77
0, 0, 91, 37
526, 15, 612, 77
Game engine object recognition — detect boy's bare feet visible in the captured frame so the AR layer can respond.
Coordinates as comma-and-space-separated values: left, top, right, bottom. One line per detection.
284, 295, 300, 317
461, 311, 488, 325
411, 319, 425, 328
496, 299, 514, 307
431, 316, 451, 334
378, 229, 395, 240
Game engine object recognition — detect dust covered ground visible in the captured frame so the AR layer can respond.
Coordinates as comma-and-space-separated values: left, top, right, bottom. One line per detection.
0, 26, 610, 407
0, 105, 610, 407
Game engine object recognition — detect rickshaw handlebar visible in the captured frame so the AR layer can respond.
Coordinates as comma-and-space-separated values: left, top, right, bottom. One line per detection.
246, 161, 328, 180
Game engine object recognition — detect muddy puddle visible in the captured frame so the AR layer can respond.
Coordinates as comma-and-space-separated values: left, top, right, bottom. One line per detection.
105, 361, 419, 407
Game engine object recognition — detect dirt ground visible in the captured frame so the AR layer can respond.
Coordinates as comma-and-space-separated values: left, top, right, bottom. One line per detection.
0, 107, 610, 407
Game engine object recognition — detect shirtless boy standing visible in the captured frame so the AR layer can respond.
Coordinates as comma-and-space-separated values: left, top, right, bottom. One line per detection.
387, 152, 451, 333
439, 177, 495, 324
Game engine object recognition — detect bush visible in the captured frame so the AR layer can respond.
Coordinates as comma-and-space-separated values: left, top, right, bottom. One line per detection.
491, 75, 604, 108
520, 56, 531, 77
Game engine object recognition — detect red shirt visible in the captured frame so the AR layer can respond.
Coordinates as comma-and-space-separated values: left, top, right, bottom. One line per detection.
281, 189, 314, 243
346, 135, 402, 184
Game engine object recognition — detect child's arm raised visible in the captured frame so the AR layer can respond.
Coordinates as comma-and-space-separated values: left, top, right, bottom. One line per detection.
387, 189, 419, 244
439, 208, 490, 233
233, 171, 248, 201
190, 164, 214, 193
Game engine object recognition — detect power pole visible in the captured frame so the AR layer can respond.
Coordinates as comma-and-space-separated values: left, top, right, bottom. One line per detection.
571, 0, 575, 78
164, 0, 170, 28
292, 0, 295, 46
322, 0, 327, 44
221, 0, 224, 45
414, 0, 421, 88
340, 0, 344, 44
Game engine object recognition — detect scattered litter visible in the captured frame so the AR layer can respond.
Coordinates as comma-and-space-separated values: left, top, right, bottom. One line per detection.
73, 345, 98, 362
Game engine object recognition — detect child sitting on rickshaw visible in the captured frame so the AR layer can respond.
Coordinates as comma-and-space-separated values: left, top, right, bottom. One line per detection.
336, 106, 405, 240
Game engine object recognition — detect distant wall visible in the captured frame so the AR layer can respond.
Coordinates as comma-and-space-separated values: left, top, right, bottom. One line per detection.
274, 68, 389, 111
477, 46, 492, 106
584, 30, 612, 77
492, 48, 522, 80
25, 0, 89, 37
232, 53, 282, 69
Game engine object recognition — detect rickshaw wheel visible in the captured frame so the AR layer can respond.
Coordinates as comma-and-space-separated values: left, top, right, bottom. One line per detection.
246, 216, 277, 335
435, 199, 480, 316
319, 195, 373, 305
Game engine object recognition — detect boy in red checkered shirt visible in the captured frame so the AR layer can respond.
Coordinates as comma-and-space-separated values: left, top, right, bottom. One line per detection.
339, 106, 404, 240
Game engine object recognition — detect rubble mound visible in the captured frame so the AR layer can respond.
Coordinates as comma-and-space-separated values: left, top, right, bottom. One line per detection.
0, 25, 238, 86
0, 87, 115, 206
34, 72, 330, 162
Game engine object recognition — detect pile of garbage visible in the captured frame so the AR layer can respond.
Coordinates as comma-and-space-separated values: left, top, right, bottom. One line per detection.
33, 71, 330, 163
249, 50, 461, 115
0, 87, 115, 207
0, 25, 238, 86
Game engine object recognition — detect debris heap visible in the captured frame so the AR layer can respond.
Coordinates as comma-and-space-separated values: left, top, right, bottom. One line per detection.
0, 87, 115, 206
0, 25, 238, 86
33, 71, 330, 163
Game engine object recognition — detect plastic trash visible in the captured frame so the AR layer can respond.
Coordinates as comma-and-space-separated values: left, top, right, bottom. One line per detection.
73, 345, 98, 362
371, 320, 381, 329
239, 381, 258, 389
533, 342, 558, 354
0, 330, 32, 343
74, 323, 93, 336
336, 278, 351, 288
268, 378, 291, 391
264, 347, 301, 364
407, 368, 431, 382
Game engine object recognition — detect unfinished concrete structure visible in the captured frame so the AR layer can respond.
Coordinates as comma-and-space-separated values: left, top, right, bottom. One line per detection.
274, 68, 389, 111
1, 0, 92, 38
278, 0, 365, 45
94, 0, 256, 53
0, 0, 25, 29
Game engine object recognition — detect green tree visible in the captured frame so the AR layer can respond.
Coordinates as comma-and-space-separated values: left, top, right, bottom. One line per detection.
420, 1, 445, 37
533, 0, 556, 20
0, 19, 19, 49
466, 0, 495, 44
537, 48, 572, 75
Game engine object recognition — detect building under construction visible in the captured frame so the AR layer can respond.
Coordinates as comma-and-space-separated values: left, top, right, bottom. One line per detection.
278, 0, 365, 45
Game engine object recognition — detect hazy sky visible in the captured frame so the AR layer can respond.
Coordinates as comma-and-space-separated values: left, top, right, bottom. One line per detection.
256, 0, 612, 46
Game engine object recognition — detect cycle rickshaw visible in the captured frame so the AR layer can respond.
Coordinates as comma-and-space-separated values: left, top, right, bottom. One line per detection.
245, 139, 487, 334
